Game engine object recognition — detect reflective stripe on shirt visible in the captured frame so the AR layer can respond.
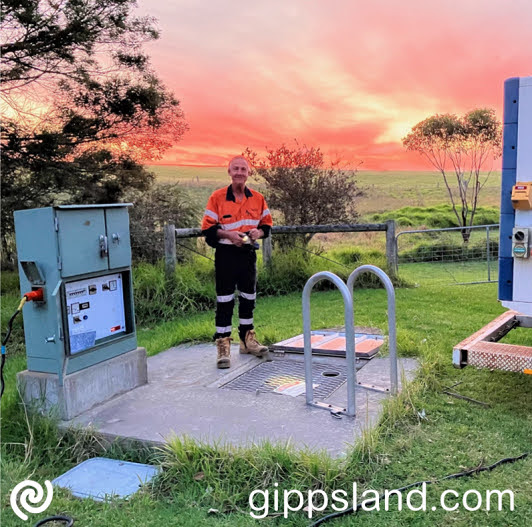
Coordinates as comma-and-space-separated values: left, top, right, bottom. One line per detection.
221, 219, 260, 230
204, 209, 219, 221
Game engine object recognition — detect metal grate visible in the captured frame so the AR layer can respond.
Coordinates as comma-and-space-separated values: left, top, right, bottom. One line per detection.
221, 359, 352, 399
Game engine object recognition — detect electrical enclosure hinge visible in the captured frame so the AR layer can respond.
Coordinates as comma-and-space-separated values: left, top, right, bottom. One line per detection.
54, 216, 59, 231
57, 257, 62, 270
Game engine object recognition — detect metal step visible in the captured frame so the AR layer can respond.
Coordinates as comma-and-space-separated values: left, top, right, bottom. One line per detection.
453, 310, 532, 373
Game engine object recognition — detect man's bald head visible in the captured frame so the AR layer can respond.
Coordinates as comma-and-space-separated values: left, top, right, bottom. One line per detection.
228, 156, 250, 171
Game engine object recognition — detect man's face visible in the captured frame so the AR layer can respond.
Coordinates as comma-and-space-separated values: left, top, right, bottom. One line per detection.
228, 159, 250, 185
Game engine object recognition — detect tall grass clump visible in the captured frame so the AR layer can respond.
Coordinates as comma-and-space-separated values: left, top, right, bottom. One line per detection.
155, 436, 343, 511
133, 246, 411, 327
327, 247, 411, 288
400, 238, 498, 262
133, 260, 215, 326
2, 389, 156, 497
257, 248, 315, 295
258, 246, 407, 295
1, 270, 20, 295
1, 271, 25, 355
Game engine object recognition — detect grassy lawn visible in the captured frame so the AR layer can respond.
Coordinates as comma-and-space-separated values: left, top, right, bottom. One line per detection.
2, 272, 531, 526
398, 261, 498, 286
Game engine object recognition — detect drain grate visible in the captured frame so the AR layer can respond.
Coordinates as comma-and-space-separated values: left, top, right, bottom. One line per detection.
221, 359, 350, 399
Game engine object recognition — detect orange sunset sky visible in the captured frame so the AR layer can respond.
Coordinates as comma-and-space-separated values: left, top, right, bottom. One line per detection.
139, 0, 532, 170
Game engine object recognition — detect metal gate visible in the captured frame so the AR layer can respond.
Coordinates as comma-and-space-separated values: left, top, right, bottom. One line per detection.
396, 224, 499, 285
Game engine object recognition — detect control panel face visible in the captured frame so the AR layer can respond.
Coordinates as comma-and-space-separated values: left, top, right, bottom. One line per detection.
65, 273, 126, 354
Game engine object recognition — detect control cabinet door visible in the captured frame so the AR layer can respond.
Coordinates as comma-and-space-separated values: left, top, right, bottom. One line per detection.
105, 208, 132, 269
57, 209, 109, 277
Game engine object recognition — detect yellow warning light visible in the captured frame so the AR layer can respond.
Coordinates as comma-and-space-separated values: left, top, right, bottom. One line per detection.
511, 182, 532, 210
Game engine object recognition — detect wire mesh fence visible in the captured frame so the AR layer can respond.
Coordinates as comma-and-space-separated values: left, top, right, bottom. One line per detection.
154, 222, 501, 289
396, 224, 499, 285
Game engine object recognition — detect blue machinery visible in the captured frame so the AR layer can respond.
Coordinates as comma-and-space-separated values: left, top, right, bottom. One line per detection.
454, 76, 532, 374
499, 76, 532, 314
14, 204, 147, 419
302, 265, 398, 417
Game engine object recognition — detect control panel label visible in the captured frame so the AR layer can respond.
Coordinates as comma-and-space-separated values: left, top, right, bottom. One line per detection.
65, 273, 126, 354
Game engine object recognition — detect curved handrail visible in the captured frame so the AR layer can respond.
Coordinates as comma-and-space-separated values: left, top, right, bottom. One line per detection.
302, 271, 357, 417
347, 265, 398, 395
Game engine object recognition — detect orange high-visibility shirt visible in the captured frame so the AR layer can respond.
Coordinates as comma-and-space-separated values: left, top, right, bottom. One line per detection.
201, 185, 273, 246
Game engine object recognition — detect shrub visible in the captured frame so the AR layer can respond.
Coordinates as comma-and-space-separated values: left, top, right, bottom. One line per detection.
125, 183, 201, 264
245, 144, 362, 247
371, 204, 499, 229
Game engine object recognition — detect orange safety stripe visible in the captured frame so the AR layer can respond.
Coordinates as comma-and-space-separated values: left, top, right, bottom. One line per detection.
201, 186, 273, 236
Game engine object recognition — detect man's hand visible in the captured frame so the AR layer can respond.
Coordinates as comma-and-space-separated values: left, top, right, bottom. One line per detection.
248, 228, 264, 241
227, 231, 246, 246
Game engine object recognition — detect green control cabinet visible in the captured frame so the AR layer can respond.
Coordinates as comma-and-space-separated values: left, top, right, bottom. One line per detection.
14, 204, 147, 419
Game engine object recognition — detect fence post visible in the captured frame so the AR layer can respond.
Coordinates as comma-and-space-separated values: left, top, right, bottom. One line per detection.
262, 236, 273, 267
486, 225, 491, 282
164, 223, 176, 278
385, 220, 397, 276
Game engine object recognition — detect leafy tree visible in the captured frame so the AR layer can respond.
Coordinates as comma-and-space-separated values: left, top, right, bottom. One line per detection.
0, 0, 188, 266
1, 0, 157, 91
402, 109, 502, 241
1, 124, 156, 264
244, 144, 362, 247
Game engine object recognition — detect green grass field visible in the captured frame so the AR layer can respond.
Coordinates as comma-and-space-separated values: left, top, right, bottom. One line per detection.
148, 165, 502, 215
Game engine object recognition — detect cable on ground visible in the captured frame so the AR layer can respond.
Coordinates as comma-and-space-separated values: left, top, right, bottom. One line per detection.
1, 296, 27, 399
34, 515, 74, 526
309, 452, 529, 526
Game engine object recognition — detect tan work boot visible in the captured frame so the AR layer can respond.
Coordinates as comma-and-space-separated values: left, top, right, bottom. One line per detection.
240, 330, 268, 357
216, 337, 232, 369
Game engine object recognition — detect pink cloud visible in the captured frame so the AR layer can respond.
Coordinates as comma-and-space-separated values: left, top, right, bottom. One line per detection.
139, 0, 532, 168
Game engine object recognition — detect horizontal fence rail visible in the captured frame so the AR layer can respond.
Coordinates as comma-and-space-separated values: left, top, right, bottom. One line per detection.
165, 221, 397, 277
171, 223, 391, 238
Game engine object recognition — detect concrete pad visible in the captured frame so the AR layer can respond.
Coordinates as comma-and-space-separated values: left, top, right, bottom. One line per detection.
63, 343, 418, 458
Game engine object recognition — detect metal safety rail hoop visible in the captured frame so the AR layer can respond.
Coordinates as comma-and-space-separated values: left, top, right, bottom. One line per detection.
302, 265, 398, 418
347, 265, 398, 396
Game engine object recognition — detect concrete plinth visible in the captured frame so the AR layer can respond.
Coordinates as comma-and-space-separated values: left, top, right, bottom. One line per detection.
17, 347, 147, 420
63, 344, 418, 457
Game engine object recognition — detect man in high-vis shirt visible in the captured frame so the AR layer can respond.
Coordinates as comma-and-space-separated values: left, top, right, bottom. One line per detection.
201, 156, 273, 368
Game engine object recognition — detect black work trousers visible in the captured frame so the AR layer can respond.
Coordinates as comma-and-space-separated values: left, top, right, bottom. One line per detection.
214, 245, 257, 341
